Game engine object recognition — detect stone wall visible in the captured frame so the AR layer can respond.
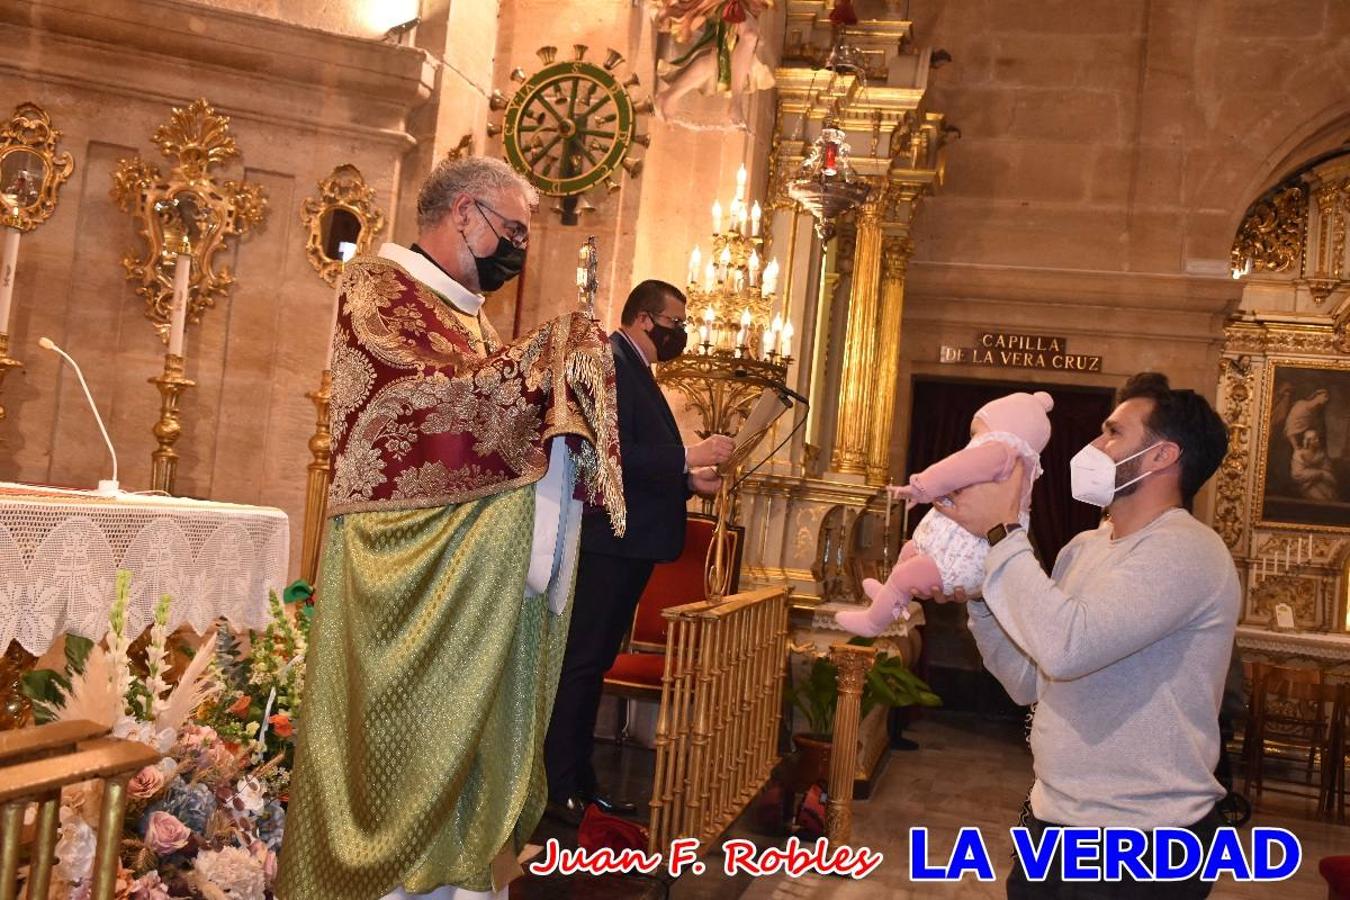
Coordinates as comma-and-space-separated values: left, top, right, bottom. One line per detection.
890, 0, 1350, 517
0, 0, 432, 570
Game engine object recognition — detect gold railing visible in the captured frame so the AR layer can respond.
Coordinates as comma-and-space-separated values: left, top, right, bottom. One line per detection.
1, 720, 161, 900
648, 587, 790, 853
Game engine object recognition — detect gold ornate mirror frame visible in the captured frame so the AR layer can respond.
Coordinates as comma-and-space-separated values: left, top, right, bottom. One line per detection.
111, 98, 268, 343
0, 102, 74, 232
300, 165, 385, 286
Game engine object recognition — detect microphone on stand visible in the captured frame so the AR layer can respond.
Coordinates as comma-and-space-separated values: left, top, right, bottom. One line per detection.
38, 337, 120, 496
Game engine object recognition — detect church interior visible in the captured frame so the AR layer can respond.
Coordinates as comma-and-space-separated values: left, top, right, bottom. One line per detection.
1, 0, 1349, 897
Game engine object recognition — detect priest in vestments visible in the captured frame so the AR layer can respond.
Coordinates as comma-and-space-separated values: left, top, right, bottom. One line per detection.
277, 157, 625, 900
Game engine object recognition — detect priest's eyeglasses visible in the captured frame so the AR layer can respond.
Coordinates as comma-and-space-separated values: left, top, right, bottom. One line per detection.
474, 200, 529, 249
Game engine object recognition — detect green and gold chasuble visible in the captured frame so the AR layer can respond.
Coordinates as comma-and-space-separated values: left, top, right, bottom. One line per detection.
277, 251, 624, 899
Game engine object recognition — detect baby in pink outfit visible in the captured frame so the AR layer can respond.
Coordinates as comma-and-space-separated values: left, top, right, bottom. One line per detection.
835, 391, 1054, 638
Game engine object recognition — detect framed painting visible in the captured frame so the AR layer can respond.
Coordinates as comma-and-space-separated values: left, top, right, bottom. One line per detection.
1256, 358, 1350, 532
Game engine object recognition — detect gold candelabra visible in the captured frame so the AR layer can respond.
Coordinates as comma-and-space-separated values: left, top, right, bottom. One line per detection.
300, 369, 333, 585
148, 353, 194, 494
656, 165, 793, 438
0, 333, 22, 422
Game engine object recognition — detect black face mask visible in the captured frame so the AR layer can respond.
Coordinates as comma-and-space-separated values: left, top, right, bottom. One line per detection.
464, 203, 526, 292
648, 319, 688, 362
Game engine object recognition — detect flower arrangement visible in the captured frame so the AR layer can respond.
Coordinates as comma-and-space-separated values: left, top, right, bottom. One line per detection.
22, 574, 312, 900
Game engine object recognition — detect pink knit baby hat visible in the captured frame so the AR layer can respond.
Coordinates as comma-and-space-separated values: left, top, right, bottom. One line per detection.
974, 391, 1055, 453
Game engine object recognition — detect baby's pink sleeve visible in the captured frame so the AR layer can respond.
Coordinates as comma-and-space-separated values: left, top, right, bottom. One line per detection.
906, 442, 1017, 504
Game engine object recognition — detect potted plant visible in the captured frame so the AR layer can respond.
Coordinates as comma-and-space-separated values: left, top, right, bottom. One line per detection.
784, 643, 940, 787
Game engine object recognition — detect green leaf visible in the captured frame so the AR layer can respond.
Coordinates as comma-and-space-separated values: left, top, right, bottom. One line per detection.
20, 669, 67, 724
64, 635, 94, 676
283, 579, 314, 605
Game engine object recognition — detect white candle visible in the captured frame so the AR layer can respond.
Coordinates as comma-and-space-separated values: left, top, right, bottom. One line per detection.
711, 201, 722, 234
0, 227, 19, 335
703, 261, 715, 292
732, 270, 744, 292
751, 202, 762, 237
781, 320, 795, 358
762, 259, 779, 296
740, 308, 752, 329
761, 328, 774, 358
699, 323, 709, 346
168, 253, 190, 357
688, 247, 701, 285
718, 246, 732, 280
735, 165, 747, 201
736, 326, 746, 350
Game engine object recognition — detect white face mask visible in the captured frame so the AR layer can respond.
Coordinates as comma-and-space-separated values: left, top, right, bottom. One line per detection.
1069, 441, 1163, 508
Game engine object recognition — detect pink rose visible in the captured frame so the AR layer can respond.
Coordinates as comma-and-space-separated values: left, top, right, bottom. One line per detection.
143, 811, 191, 855
128, 765, 167, 800
130, 871, 171, 900
251, 839, 278, 882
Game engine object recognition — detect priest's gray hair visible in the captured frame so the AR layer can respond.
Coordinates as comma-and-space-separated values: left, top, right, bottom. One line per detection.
416, 157, 539, 231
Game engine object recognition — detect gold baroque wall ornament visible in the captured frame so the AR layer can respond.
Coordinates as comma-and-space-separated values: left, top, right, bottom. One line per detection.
0, 102, 74, 232
300, 165, 386, 287
1231, 184, 1306, 276
1213, 355, 1254, 550
111, 98, 267, 343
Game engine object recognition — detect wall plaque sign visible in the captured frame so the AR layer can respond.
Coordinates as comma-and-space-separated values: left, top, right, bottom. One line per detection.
939, 332, 1103, 373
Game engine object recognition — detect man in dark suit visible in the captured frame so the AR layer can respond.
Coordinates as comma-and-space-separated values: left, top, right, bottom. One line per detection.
544, 279, 732, 824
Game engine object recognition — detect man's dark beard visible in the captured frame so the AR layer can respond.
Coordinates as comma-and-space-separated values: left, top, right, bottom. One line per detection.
1112, 438, 1152, 499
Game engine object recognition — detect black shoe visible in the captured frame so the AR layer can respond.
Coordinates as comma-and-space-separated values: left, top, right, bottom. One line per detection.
544, 795, 588, 828
584, 791, 638, 815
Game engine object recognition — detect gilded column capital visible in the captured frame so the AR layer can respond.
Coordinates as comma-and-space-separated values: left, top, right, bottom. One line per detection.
828, 643, 876, 694
880, 235, 914, 284
855, 188, 885, 225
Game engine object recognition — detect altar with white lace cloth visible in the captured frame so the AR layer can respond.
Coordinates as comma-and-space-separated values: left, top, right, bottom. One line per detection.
0, 484, 290, 655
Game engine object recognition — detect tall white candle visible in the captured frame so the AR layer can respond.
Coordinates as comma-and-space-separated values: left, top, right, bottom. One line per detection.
711, 201, 722, 234
0, 227, 19, 335
750, 201, 762, 237
735, 164, 747, 201
703, 260, 715, 292
781, 320, 795, 358
168, 253, 190, 357
688, 247, 701, 285
761, 329, 774, 358
747, 249, 760, 286
762, 259, 779, 297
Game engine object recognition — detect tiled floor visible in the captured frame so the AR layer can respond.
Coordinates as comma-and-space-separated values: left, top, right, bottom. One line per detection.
520, 712, 1350, 898
738, 713, 1349, 899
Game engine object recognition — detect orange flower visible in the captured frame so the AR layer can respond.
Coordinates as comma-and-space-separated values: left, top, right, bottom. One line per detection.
228, 694, 251, 717
268, 713, 294, 738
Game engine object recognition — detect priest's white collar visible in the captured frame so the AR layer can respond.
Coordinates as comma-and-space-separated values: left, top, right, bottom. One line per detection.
377, 242, 484, 316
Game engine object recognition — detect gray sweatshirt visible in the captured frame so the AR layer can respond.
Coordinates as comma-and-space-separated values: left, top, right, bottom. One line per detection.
967, 508, 1240, 827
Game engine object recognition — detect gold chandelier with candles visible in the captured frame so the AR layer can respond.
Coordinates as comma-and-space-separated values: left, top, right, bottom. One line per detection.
656, 165, 793, 437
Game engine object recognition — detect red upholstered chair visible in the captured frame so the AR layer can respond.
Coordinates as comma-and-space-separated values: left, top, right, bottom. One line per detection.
1321, 856, 1350, 900
602, 514, 743, 706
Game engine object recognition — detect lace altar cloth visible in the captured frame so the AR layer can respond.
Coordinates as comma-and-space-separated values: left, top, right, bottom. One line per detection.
0, 484, 290, 655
